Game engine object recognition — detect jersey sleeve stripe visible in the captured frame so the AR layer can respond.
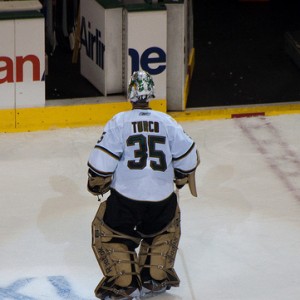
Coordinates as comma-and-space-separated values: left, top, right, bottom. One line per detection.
94, 145, 120, 160
172, 142, 195, 161
174, 166, 197, 174
87, 162, 114, 177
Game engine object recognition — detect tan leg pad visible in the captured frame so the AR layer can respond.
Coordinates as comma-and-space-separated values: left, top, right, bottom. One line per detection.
92, 201, 141, 287
139, 205, 181, 283
94, 242, 136, 287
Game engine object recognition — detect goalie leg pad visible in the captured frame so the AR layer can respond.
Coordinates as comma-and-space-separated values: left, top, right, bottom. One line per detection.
92, 201, 141, 296
138, 204, 181, 288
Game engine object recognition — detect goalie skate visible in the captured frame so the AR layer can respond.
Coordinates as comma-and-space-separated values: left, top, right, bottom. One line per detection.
95, 276, 141, 300
140, 279, 171, 298
101, 286, 141, 300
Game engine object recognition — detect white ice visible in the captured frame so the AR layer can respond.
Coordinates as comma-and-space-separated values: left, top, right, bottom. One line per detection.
1, 114, 300, 300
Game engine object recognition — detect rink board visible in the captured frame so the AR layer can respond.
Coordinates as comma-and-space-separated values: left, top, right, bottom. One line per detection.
1, 100, 300, 133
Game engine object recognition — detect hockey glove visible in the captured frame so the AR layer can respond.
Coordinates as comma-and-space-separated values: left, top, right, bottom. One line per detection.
87, 171, 112, 196
174, 169, 189, 189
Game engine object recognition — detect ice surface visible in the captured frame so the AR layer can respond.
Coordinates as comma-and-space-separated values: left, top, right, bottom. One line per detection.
1, 114, 300, 299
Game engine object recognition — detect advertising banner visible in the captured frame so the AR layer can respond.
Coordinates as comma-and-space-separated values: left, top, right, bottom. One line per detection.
125, 8, 167, 100
0, 15, 44, 109
81, 0, 106, 94
0, 20, 15, 109
80, 0, 123, 96
15, 18, 45, 108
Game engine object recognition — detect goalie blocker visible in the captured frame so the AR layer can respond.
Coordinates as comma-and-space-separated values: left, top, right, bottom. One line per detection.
87, 169, 112, 196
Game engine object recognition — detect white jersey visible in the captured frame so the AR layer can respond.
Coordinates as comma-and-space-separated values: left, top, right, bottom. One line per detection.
88, 108, 198, 201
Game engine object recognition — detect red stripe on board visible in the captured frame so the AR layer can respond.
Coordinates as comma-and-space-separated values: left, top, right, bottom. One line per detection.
231, 112, 265, 118
239, 0, 269, 2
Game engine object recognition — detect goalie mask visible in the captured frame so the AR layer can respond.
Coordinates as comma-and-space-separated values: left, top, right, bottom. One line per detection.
128, 70, 155, 103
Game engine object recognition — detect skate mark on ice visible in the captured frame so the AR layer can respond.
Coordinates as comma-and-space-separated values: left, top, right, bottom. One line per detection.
178, 248, 197, 300
236, 117, 300, 201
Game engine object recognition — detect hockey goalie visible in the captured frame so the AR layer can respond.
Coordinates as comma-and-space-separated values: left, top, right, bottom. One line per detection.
87, 70, 200, 300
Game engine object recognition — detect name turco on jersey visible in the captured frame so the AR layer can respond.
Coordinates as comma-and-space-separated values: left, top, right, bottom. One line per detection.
131, 120, 159, 133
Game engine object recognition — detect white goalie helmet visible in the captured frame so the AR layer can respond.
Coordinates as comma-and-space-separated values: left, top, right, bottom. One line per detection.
128, 70, 155, 103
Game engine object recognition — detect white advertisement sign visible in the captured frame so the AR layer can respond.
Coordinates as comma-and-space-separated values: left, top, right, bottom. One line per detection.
0, 17, 45, 109
126, 9, 167, 100
15, 18, 45, 108
0, 20, 15, 109
80, 0, 123, 96
80, 0, 106, 94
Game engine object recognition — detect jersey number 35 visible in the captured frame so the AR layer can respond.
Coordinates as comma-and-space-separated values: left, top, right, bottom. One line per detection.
126, 134, 167, 172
